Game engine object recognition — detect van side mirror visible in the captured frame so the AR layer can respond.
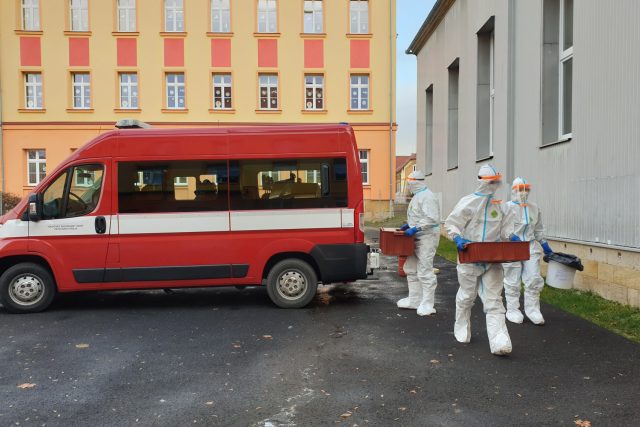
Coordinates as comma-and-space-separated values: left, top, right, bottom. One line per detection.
28, 194, 42, 222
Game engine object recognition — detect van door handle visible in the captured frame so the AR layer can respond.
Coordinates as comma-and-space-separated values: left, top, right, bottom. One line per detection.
95, 216, 107, 234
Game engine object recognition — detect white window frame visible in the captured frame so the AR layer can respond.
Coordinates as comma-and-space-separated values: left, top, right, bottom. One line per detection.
27, 149, 46, 186
489, 30, 495, 156
257, 0, 277, 33
303, 0, 323, 34
174, 177, 188, 186
259, 74, 279, 110
359, 150, 369, 185
21, 0, 40, 31
24, 73, 43, 110
72, 73, 91, 109
304, 74, 324, 110
166, 73, 185, 109
117, 0, 136, 32
349, 0, 369, 34
211, 0, 231, 33
69, 0, 89, 32
558, 0, 573, 140
164, 0, 184, 32
119, 73, 138, 109
350, 74, 370, 111
306, 169, 320, 184
212, 74, 232, 110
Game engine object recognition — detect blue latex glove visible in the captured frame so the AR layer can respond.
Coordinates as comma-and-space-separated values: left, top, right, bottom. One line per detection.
404, 226, 419, 237
399, 223, 410, 231
454, 235, 471, 251
510, 235, 522, 242
541, 241, 553, 255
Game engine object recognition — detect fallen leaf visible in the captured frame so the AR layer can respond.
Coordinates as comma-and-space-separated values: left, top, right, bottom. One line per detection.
205, 401, 214, 406
409, 390, 417, 394
340, 413, 352, 419
574, 420, 591, 427
398, 407, 407, 411
430, 359, 440, 364
232, 344, 241, 349
262, 335, 273, 340
75, 344, 90, 349
17, 383, 36, 389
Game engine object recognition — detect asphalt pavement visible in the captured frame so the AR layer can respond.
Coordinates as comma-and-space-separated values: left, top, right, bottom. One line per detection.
1, 229, 639, 426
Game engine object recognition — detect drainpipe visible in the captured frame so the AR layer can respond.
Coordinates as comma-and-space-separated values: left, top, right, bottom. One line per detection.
389, 0, 395, 215
506, 0, 516, 187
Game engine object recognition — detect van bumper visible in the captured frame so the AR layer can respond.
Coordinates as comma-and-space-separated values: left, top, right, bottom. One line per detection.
310, 243, 368, 284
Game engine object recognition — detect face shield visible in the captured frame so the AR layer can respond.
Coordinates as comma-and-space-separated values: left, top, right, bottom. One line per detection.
513, 183, 530, 203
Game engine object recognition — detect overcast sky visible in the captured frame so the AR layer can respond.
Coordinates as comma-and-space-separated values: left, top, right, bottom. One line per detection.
396, 0, 436, 155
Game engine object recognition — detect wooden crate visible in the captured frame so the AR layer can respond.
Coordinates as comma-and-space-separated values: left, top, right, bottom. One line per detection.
458, 242, 530, 264
379, 228, 414, 256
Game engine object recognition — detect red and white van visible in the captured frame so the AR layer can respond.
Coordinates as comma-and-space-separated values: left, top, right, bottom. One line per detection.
0, 123, 370, 313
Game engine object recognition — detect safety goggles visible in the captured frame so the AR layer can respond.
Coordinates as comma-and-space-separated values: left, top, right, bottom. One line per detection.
478, 173, 502, 182
512, 184, 531, 192
406, 177, 424, 181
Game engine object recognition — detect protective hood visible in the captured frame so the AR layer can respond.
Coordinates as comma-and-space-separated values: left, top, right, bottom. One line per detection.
407, 170, 428, 195
511, 177, 530, 203
475, 164, 503, 195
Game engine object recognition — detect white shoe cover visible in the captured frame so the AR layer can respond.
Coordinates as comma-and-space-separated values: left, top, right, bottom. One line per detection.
526, 309, 545, 325
506, 309, 524, 324
416, 303, 436, 316
397, 278, 422, 309
454, 307, 471, 343
397, 297, 419, 309
486, 314, 512, 356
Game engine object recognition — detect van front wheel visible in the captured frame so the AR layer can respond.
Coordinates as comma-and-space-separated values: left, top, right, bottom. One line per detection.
0, 263, 56, 314
266, 259, 318, 308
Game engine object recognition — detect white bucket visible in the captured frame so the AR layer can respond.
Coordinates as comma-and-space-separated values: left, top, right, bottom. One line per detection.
546, 260, 576, 289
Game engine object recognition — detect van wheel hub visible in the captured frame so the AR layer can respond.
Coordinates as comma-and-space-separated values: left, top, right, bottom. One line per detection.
277, 271, 307, 300
9, 275, 44, 306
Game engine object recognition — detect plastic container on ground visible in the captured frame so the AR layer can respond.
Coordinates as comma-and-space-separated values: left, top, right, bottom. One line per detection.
544, 252, 584, 289
379, 227, 414, 256
458, 242, 530, 264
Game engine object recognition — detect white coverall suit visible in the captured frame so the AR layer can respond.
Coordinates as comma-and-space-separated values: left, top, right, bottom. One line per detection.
445, 165, 515, 355
502, 178, 547, 325
398, 174, 441, 316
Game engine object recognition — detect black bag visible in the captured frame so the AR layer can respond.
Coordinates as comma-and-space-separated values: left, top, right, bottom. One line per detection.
543, 252, 584, 271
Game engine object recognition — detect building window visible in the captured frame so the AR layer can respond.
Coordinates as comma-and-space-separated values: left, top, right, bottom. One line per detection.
542, 0, 573, 145
425, 85, 433, 175
304, 74, 324, 110
213, 74, 232, 109
27, 149, 46, 186
166, 73, 185, 109
24, 73, 43, 109
257, 0, 277, 33
447, 59, 459, 170
119, 73, 138, 109
117, 0, 136, 32
164, 0, 184, 32
21, 0, 40, 31
350, 74, 369, 110
69, 0, 89, 32
303, 0, 323, 34
211, 0, 230, 32
72, 72, 91, 109
259, 74, 279, 110
559, 0, 573, 138
476, 17, 495, 161
349, 0, 368, 34
359, 150, 369, 185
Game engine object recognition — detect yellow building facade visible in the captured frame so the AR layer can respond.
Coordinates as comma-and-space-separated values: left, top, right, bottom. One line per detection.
0, 0, 396, 218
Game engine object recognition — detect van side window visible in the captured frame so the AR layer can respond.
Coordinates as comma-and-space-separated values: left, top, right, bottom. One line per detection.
229, 158, 348, 210
41, 164, 104, 220
118, 161, 229, 213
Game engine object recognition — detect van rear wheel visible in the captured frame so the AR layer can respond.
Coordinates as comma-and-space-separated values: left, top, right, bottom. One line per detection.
266, 259, 318, 308
0, 263, 56, 314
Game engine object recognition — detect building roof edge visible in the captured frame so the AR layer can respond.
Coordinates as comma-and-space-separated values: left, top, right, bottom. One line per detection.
405, 0, 456, 56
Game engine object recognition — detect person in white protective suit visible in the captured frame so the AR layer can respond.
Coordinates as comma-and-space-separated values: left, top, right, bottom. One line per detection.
502, 177, 553, 325
396, 170, 441, 316
444, 164, 518, 356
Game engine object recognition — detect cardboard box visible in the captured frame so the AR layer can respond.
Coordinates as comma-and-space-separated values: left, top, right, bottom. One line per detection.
379, 228, 414, 256
458, 242, 530, 264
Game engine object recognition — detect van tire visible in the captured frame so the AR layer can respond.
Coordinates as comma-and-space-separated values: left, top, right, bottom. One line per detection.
0, 263, 56, 314
266, 259, 318, 308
